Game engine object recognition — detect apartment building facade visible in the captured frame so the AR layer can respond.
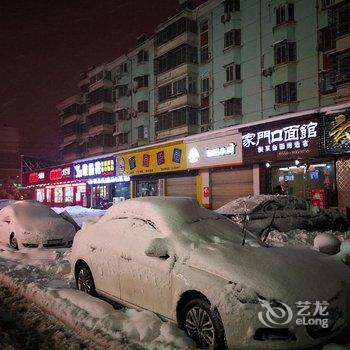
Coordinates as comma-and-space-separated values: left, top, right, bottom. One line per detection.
57, 0, 350, 164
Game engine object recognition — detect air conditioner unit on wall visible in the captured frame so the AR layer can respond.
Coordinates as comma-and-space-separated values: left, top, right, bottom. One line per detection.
262, 67, 273, 77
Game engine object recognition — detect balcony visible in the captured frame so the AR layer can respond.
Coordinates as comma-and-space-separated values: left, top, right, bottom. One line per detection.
319, 70, 336, 94
89, 78, 113, 92
156, 92, 199, 114
156, 62, 198, 86
61, 123, 81, 145
318, 25, 336, 52
85, 112, 115, 136
87, 134, 116, 156
61, 143, 80, 162
155, 107, 198, 140
87, 101, 114, 115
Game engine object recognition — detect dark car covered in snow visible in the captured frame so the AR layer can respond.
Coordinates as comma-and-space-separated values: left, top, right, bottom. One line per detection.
216, 195, 348, 238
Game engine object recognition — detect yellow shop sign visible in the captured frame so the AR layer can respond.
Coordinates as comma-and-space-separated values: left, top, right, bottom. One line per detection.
116, 142, 187, 176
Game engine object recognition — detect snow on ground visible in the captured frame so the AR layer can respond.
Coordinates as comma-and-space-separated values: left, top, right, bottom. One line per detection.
266, 229, 350, 247
52, 206, 106, 226
0, 243, 194, 349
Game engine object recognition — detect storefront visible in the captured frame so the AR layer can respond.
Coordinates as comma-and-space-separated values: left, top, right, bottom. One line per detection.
24, 164, 88, 207
241, 115, 338, 208
116, 141, 197, 198
185, 130, 255, 209
73, 155, 130, 208
323, 110, 350, 211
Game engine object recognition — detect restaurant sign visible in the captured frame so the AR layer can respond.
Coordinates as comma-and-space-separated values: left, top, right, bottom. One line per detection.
73, 156, 115, 179
241, 117, 320, 162
186, 133, 242, 168
116, 142, 187, 176
324, 112, 350, 154
24, 165, 73, 185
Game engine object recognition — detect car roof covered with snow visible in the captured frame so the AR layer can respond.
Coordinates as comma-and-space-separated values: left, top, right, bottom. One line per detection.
216, 194, 302, 215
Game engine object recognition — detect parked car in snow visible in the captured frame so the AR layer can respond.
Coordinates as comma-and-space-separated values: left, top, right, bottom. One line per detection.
216, 195, 349, 238
0, 199, 15, 210
0, 201, 76, 249
71, 197, 348, 349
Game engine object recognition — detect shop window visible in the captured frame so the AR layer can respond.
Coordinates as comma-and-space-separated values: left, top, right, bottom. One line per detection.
37, 188, 45, 202
270, 162, 337, 207
46, 188, 51, 202
76, 185, 85, 202
65, 187, 74, 203
54, 188, 63, 203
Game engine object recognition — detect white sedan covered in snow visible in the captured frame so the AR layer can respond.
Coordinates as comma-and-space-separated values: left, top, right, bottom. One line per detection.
71, 197, 349, 349
0, 201, 76, 249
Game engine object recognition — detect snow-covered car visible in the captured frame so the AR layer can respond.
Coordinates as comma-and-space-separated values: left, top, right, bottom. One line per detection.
0, 201, 76, 249
71, 197, 349, 349
0, 199, 15, 210
216, 195, 349, 238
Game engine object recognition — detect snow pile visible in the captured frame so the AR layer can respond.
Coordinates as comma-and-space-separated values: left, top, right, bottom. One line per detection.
267, 229, 350, 247
52, 206, 106, 226
314, 233, 341, 255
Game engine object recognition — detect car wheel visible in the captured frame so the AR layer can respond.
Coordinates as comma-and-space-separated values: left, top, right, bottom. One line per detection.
76, 264, 96, 296
9, 233, 18, 250
181, 298, 226, 349
333, 219, 348, 232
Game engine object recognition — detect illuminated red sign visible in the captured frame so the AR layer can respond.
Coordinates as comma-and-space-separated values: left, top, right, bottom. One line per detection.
50, 168, 62, 181
29, 173, 39, 183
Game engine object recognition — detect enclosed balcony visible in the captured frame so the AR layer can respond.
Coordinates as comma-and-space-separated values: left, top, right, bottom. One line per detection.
155, 106, 198, 140
87, 134, 116, 155
61, 122, 81, 145
85, 112, 115, 135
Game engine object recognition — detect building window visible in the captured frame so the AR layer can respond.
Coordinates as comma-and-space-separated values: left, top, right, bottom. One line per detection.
275, 82, 297, 104
156, 107, 198, 131
116, 108, 129, 120
138, 125, 148, 139
226, 64, 241, 82
276, 3, 294, 25
158, 77, 188, 102
54, 187, 63, 203
200, 108, 210, 125
321, 0, 334, 9
137, 100, 149, 113
120, 62, 128, 73
336, 54, 350, 83
224, 98, 242, 116
337, 4, 350, 36
188, 77, 197, 93
200, 46, 209, 63
320, 71, 336, 94
117, 84, 128, 97
173, 78, 187, 95
87, 88, 112, 105
224, 0, 240, 13
155, 17, 197, 47
137, 50, 148, 63
117, 133, 128, 145
65, 187, 74, 203
76, 185, 85, 202
318, 26, 335, 52
224, 29, 241, 48
134, 75, 149, 88
200, 20, 208, 33
201, 77, 209, 94
89, 70, 111, 84
274, 41, 296, 65
154, 44, 198, 75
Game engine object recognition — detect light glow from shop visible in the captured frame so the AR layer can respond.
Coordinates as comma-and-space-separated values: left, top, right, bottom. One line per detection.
87, 176, 130, 185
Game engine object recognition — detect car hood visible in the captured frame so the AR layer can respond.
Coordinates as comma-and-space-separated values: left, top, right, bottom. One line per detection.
185, 243, 347, 304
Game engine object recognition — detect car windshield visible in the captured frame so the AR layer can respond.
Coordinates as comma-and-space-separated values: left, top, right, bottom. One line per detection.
185, 216, 265, 247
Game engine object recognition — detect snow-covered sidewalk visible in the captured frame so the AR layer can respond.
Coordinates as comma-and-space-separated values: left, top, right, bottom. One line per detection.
0, 244, 194, 350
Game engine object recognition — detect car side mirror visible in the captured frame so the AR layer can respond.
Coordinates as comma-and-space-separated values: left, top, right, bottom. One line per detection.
145, 238, 170, 259
314, 233, 341, 255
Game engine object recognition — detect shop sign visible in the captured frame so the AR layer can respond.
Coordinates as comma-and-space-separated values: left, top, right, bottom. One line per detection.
186, 134, 242, 169
28, 171, 45, 184
324, 112, 350, 154
116, 143, 186, 176
241, 117, 320, 162
87, 176, 130, 185
74, 157, 115, 179
49, 166, 71, 181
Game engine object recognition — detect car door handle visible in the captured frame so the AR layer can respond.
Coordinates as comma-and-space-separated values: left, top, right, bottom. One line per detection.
121, 254, 131, 261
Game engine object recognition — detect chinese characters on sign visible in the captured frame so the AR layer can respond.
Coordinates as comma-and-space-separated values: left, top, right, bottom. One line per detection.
242, 122, 318, 154
74, 158, 115, 179
324, 112, 350, 154
241, 118, 320, 162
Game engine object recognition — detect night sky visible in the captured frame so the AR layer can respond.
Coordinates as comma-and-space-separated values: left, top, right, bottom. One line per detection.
0, 0, 204, 160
